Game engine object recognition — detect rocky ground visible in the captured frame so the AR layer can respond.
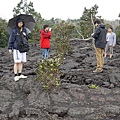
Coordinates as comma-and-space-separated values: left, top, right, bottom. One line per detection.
0, 39, 120, 120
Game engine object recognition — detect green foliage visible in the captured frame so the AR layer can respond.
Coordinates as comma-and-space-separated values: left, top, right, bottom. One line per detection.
28, 39, 38, 43
115, 25, 120, 38
0, 18, 9, 47
105, 23, 112, 30
115, 14, 120, 39
13, 0, 37, 17
30, 13, 45, 41
88, 84, 98, 89
53, 21, 75, 56
79, 4, 100, 38
36, 55, 62, 90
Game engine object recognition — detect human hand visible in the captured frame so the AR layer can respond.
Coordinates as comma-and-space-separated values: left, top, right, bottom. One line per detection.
9, 50, 12, 54
49, 28, 52, 31
91, 33, 94, 36
23, 32, 26, 36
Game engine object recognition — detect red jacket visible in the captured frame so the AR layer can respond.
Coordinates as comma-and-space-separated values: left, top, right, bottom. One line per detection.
40, 30, 52, 48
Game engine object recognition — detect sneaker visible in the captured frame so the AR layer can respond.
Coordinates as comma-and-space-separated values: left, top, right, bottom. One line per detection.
93, 69, 103, 73
14, 76, 20, 81
19, 75, 27, 79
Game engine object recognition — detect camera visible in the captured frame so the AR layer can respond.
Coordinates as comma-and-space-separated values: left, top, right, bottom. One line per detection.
49, 27, 52, 31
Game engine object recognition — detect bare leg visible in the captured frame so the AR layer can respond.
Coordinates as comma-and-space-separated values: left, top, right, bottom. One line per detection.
18, 62, 27, 78
110, 54, 113, 58
18, 62, 23, 73
104, 53, 107, 58
110, 46, 113, 58
14, 63, 18, 74
104, 43, 108, 58
14, 63, 20, 81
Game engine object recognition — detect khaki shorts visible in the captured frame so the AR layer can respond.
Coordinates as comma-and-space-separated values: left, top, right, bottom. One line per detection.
105, 44, 113, 54
13, 49, 26, 63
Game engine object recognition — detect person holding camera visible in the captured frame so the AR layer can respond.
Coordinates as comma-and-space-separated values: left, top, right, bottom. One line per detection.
40, 25, 52, 59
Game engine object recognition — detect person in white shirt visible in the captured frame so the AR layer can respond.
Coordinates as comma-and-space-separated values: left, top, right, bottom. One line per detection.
104, 27, 116, 58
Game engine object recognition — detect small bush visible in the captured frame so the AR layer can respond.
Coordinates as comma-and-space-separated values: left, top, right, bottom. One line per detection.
88, 84, 98, 89
36, 55, 62, 90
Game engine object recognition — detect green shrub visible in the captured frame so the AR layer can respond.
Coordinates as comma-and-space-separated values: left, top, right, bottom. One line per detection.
88, 84, 98, 89
36, 55, 62, 90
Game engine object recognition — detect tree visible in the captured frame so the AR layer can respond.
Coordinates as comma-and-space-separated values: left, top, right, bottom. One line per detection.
53, 21, 75, 55
0, 18, 9, 47
115, 13, 120, 39
114, 13, 120, 39
115, 25, 120, 38
79, 4, 102, 39
13, 0, 37, 17
30, 12, 45, 41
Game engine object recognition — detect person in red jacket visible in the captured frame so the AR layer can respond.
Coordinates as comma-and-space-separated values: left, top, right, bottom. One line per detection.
40, 25, 52, 59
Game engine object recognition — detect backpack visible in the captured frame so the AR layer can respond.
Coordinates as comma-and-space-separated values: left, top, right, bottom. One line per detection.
17, 32, 29, 53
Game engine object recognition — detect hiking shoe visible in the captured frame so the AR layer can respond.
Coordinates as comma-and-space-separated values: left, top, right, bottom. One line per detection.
14, 76, 20, 81
19, 75, 27, 79
93, 69, 103, 73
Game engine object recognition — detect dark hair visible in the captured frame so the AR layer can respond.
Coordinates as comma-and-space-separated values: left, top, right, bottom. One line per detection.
16, 18, 24, 27
43, 24, 49, 29
94, 19, 101, 25
109, 27, 113, 31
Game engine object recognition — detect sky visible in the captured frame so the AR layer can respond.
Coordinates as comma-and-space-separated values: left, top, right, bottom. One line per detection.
0, 0, 120, 21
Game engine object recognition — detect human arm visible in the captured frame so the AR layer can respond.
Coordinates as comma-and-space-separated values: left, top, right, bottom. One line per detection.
106, 33, 108, 41
8, 29, 15, 51
113, 33, 116, 47
92, 27, 100, 39
41, 30, 52, 38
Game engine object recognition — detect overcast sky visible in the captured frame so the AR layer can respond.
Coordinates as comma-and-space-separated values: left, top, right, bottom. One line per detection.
0, 0, 119, 21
